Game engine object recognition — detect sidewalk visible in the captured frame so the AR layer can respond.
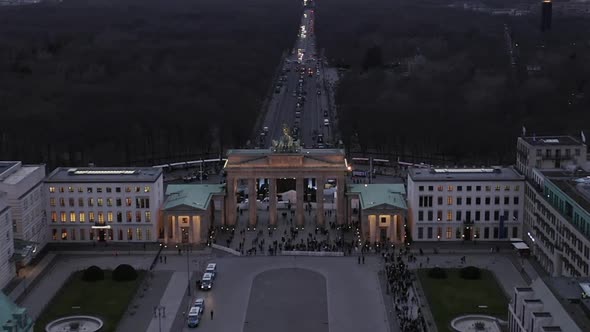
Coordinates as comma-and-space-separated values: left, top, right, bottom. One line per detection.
145, 272, 193, 332
8, 253, 57, 303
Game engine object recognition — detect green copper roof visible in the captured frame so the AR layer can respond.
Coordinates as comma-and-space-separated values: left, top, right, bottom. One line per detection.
0, 291, 33, 331
164, 184, 225, 211
347, 184, 407, 210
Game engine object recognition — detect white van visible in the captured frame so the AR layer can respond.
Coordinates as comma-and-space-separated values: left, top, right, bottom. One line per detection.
205, 263, 217, 279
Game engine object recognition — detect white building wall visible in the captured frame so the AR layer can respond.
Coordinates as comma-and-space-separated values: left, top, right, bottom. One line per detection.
408, 176, 524, 241
45, 176, 163, 243
0, 164, 47, 251
0, 196, 16, 290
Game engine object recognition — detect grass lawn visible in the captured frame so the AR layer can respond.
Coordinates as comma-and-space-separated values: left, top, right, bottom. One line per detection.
34, 270, 145, 332
417, 268, 508, 332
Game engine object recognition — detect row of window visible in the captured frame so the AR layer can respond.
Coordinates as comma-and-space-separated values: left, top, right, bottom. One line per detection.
49, 186, 151, 194
417, 226, 519, 240
418, 184, 520, 192
49, 197, 150, 209
50, 211, 152, 223
418, 195, 519, 207
417, 209, 519, 222
52, 228, 152, 241
535, 148, 581, 158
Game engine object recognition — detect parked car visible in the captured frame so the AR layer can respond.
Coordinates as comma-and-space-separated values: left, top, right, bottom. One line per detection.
194, 298, 205, 314
205, 263, 217, 278
187, 307, 201, 328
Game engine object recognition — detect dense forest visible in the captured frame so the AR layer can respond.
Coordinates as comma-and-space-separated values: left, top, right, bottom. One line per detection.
315, 0, 590, 165
0, 0, 301, 168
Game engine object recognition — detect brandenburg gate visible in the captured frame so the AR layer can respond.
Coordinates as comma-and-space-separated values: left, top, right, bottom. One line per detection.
223, 130, 349, 227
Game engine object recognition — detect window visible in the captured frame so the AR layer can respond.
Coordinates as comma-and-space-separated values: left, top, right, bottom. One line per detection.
484, 211, 490, 221
437, 185, 443, 191
71, 229, 76, 240
494, 196, 500, 205
127, 228, 133, 240
475, 197, 481, 205
59, 187, 65, 193
495, 185, 500, 191
125, 198, 132, 207
78, 187, 83, 193
545, 149, 551, 158
59, 198, 65, 207
513, 210, 519, 221
418, 227, 423, 239
49, 186, 56, 193
504, 185, 510, 191
418, 211, 424, 221
476, 186, 481, 191
485, 197, 491, 205
68, 198, 74, 207
536, 149, 542, 156
457, 186, 463, 191
515, 185, 520, 191
484, 227, 489, 239
513, 196, 519, 205
456, 211, 462, 221
136, 228, 142, 240
437, 227, 442, 239
427, 227, 433, 239
144, 186, 151, 193
565, 149, 571, 157
475, 211, 481, 221
466, 186, 472, 191
437, 197, 443, 205
107, 198, 113, 207
97, 187, 103, 193
61, 229, 68, 240
427, 211, 433, 221
485, 185, 491, 192
146, 229, 151, 241
106, 187, 112, 193
116, 187, 121, 193
512, 227, 518, 238
126, 212, 132, 222
50, 198, 56, 207
117, 212, 122, 222
98, 212, 104, 223
466, 197, 472, 205
493, 227, 499, 239
447, 185, 454, 191
136, 211, 142, 222
428, 186, 434, 191
494, 210, 500, 221
88, 198, 94, 207
419, 186, 424, 191
70, 212, 76, 222
116, 198, 122, 207
575, 149, 581, 156
60, 212, 67, 222
78, 198, 84, 207
118, 229, 123, 240
51, 211, 57, 222
89, 212, 95, 222
446, 227, 452, 239
447, 211, 452, 221
437, 210, 442, 221
87, 187, 93, 193
97, 198, 103, 207
135, 186, 141, 193
145, 211, 151, 222
466, 211, 471, 222
79, 213, 86, 223
457, 197, 463, 205
447, 196, 453, 205
504, 197, 510, 205
80, 229, 86, 240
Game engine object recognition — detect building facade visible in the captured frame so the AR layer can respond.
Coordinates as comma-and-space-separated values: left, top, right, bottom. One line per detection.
0, 194, 15, 290
0, 161, 47, 261
508, 278, 584, 332
523, 169, 590, 276
0, 291, 34, 332
407, 167, 524, 242
44, 167, 163, 243
516, 135, 587, 179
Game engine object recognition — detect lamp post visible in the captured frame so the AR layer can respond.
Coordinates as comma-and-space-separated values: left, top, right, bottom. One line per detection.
186, 242, 191, 297
154, 305, 166, 332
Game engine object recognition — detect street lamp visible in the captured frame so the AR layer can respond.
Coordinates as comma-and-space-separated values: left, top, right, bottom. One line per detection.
186, 243, 191, 297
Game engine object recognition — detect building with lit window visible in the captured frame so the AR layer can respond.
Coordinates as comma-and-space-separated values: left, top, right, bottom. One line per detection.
44, 167, 163, 243
0, 161, 47, 265
407, 167, 524, 242
523, 169, 590, 276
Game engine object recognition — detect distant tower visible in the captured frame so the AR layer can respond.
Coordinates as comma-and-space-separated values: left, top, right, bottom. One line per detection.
541, 0, 552, 32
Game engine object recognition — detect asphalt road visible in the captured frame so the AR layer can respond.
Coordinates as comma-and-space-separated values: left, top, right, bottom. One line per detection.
259, 8, 333, 149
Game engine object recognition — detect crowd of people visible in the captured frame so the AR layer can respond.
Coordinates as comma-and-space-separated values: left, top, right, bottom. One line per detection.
385, 250, 427, 332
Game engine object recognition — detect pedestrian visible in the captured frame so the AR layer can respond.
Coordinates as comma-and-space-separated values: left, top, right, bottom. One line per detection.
159, 256, 163, 263
358, 256, 361, 264
210, 310, 214, 320
362, 255, 365, 264
164, 256, 167, 264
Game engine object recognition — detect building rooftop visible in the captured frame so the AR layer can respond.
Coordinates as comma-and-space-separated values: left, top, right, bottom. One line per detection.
542, 170, 590, 214
226, 148, 345, 156
408, 166, 524, 182
163, 184, 225, 211
347, 184, 407, 210
544, 277, 590, 332
0, 164, 43, 185
45, 167, 163, 183
520, 135, 584, 146
0, 161, 19, 179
